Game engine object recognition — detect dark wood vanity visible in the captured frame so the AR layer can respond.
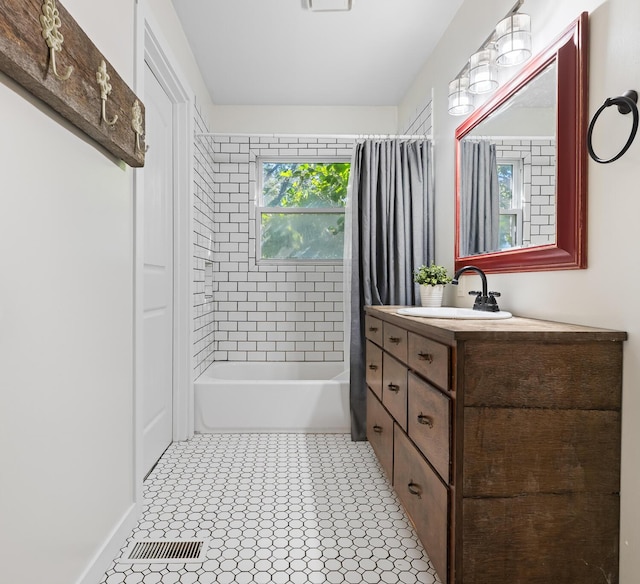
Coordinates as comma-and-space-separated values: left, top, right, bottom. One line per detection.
365, 305, 626, 583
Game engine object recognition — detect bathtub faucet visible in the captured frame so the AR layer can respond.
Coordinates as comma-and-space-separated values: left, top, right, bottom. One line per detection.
451, 265, 501, 312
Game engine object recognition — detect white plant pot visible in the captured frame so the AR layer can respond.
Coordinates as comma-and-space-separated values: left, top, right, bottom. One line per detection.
419, 284, 445, 307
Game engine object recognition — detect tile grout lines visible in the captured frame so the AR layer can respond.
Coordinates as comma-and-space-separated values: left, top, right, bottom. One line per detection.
100, 433, 441, 584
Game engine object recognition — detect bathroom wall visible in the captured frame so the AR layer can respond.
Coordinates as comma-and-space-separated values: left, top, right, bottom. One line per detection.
193, 107, 216, 376
0, 1, 136, 583
399, 0, 640, 580
210, 105, 398, 135
143, 0, 211, 103
0, 0, 219, 582
209, 135, 354, 362
401, 92, 434, 136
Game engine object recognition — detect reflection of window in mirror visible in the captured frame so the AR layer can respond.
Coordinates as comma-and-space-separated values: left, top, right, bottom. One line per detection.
493, 136, 557, 252
497, 158, 523, 249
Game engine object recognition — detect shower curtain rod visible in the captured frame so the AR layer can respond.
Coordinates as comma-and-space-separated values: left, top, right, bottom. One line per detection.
194, 132, 430, 140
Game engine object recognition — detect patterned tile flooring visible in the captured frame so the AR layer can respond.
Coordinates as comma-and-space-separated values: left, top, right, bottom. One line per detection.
100, 434, 441, 584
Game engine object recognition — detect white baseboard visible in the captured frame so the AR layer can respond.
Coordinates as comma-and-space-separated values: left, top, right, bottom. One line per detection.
75, 501, 141, 584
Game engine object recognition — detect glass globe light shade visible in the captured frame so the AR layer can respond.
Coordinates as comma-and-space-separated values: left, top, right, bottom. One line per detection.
468, 47, 499, 94
448, 77, 474, 116
495, 13, 532, 67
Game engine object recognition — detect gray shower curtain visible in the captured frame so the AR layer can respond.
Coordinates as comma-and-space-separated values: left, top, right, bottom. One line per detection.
459, 140, 500, 256
348, 139, 434, 441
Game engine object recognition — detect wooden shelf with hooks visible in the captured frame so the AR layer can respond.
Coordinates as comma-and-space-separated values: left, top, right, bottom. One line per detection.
0, 0, 145, 167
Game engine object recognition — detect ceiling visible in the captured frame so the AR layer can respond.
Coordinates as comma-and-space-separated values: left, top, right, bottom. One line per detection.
171, 0, 464, 106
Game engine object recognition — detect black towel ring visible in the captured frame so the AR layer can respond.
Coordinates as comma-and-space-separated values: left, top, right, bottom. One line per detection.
587, 90, 639, 164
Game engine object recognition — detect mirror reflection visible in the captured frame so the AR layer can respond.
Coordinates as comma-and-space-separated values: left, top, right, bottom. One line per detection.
459, 62, 557, 256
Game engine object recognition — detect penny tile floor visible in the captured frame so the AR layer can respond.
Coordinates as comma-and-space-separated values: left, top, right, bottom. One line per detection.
100, 433, 441, 584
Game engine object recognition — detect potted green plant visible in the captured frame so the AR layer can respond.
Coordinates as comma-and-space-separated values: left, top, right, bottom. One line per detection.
413, 263, 452, 307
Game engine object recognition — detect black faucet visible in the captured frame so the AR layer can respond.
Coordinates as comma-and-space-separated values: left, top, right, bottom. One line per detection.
451, 265, 502, 312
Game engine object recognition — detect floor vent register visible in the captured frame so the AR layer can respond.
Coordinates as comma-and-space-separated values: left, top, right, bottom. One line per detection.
119, 539, 209, 564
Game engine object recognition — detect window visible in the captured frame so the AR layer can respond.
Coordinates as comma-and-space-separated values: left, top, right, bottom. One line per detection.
257, 159, 350, 262
497, 159, 524, 250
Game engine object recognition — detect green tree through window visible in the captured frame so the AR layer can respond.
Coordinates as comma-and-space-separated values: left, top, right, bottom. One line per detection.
260, 161, 350, 261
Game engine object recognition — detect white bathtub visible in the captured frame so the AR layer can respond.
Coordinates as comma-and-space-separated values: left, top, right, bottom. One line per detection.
194, 361, 350, 433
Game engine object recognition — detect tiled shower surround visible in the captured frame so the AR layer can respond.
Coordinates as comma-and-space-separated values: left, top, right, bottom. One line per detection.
207, 135, 356, 363
192, 98, 434, 371
494, 138, 556, 247
193, 108, 216, 376
402, 96, 433, 137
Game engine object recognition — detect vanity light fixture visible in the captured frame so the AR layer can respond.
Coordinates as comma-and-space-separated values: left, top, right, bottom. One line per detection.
447, 0, 531, 116
468, 46, 499, 94
495, 13, 532, 66
448, 76, 475, 116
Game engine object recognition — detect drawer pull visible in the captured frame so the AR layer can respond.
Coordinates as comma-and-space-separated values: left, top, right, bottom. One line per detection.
408, 482, 422, 498
387, 383, 400, 393
372, 424, 383, 433
418, 414, 434, 428
389, 336, 401, 344
368, 364, 378, 371
369, 326, 379, 332
418, 351, 434, 363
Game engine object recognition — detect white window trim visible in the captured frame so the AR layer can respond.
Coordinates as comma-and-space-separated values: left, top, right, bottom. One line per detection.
499, 208, 524, 249
498, 158, 524, 247
256, 156, 350, 265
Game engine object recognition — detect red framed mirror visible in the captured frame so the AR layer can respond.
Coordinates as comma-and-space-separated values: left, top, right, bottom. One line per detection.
454, 12, 588, 273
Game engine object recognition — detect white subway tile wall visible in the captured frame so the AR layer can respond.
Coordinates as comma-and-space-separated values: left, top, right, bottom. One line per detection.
209, 135, 356, 363
402, 96, 434, 136
494, 138, 556, 247
193, 108, 216, 376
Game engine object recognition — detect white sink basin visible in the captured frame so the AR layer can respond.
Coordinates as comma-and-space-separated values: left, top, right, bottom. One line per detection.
397, 307, 512, 320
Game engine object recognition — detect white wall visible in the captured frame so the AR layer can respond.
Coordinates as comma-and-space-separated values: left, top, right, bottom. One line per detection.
0, 1, 136, 583
143, 0, 211, 111
0, 0, 216, 582
210, 105, 397, 135
400, 0, 640, 580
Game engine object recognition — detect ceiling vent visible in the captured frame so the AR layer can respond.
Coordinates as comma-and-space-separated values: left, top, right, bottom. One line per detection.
305, 0, 352, 12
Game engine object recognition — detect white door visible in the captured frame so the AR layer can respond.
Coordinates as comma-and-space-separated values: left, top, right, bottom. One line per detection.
142, 63, 174, 476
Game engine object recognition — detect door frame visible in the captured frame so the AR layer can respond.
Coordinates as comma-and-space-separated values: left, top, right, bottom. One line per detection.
134, 0, 194, 500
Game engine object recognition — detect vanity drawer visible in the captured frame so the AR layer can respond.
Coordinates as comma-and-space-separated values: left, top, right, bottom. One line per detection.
366, 388, 394, 483
383, 321, 408, 362
365, 314, 383, 346
408, 372, 451, 483
365, 341, 383, 399
383, 353, 408, 430
408, 332, 450, 390
394, 425, 449, 584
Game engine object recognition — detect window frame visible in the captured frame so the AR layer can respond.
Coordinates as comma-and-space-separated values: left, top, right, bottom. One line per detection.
497, 157, 524, 249
256, 156, 350, 265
